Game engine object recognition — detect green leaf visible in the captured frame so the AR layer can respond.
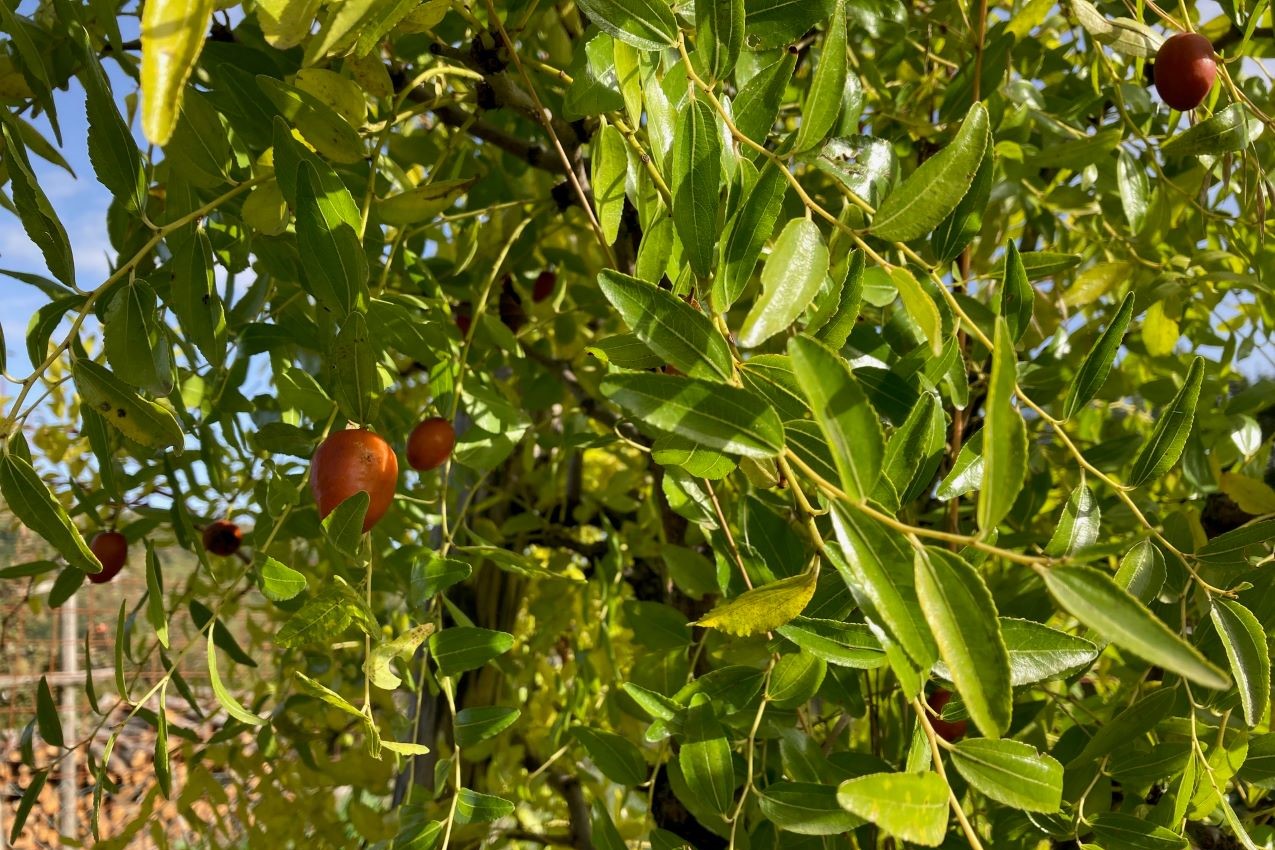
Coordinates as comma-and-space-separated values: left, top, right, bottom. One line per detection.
1115, 539, 1166, 603
890, 267, 943, 356
777, 617, 886, 669
914, 548, 1011, 737
376, 178, 475, 227
410, 553, 472, 604
455, 789, 515, 824
696, 570, 816, 635
978, 318, 1027, 532
1044, 482, 1101, 557
207, 624, 267, 726
793, 0, 847, 152
104, 281, 168, 393
168, 231, 227, 368
275, 580, 374, 648
293, 671, 365, 719
592, 800, 627, 850
598, 270, 733, 380
1, 124, 75, 287
1091, 813, 1188, 850
145, 542, 169, 650
871, 102, 990, 242
587, 333, 665, 370
1196, 517, 1275, 567
744, 0, 836, 50
1161, 104, 1255, 158
950, 738, 1062, 812
813, 249, 866, 350
931, 146, 993, 263
672, 99, 722, 278
9, 770, 47, 845
1128, 356, 1204, 487
716, 161, 788, 311
0, 451, 99, 574
788, 335, 884, 499
994, 618, 1098, 686
652, 436, 736, 480
257, 76, 363, 163
1117, 150, 1149, 232
739, 218, 829, 348
836, 771, 949, 847
879, 391, 946, 506
72, 359, 184, 450
692, 0, 744, 80
680, 699, 735, 815
140, 0, 215, 144
565, 30, 625, 119
592, 124, 627, 243
259, 556, 308, 602
295, 161, 370, 318
759, 782, 863, 835
829, 505, 937, 669
733, 52, 797, 143
155, 701, 171, 797
1000, 240, 1033, 343
575, 0, 678, 50
1063, 292, 1134, 419
331, 311, 384, 423
35, 676, 61, 748
366, 623, 435, 690
600, 372, 785, 458
1210, 599, 1269, 727
74, 28, 145, 211
429, 627, 514, 677
815, 135, 897, 205
768, 651, 827, 708
382, 740, 431, 756
571, 726, 648, 785
455, 706, 520, 747
1041, 565, 1229, 689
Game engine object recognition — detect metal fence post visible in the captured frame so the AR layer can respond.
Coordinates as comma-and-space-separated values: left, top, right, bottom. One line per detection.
59, 596, 78, 840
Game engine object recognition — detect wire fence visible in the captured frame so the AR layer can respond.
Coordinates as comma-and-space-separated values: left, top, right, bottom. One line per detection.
1, 522, 255, 848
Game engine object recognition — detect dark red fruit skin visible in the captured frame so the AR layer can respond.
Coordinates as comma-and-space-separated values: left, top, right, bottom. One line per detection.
407, 417, 456, 471
927, 688, 968, 742
202, 520, 243, 556
532, 270, 556, 303
1154, 32, 1217, 110
311, 429, 399, 533
498, 278, 526, 333
88, 532, 128, 584
455, 305, 472, 336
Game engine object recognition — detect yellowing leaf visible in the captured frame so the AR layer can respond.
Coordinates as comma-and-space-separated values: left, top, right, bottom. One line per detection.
1142, 300, 1179, 358
696, 570, 817, 636
141, 0, 216, 145
257, 0, 323, 48
377, 178, 476, 226
1220, 473, 1275, 516
294, 68, 368, 128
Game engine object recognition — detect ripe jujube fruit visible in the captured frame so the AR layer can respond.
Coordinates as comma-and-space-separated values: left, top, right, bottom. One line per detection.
1154, 32, 1217, 111
408, 417, 456, 471
498, 277, 526, 333
926, 688, 968, 742
88, 531, 128, 584
311, 429, 399, 533
454, 304, 473, 336
532, 270, 556, 303
203, 520, 243, 556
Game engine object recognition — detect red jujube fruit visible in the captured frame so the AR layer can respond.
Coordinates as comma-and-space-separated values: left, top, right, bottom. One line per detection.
408, 417, 456, 471
310, 429, 399, 533
1154, 32, 1217, 111
89, 531, 128, 584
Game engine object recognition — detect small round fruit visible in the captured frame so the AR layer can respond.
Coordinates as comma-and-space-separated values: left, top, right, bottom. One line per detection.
408, 417, 456, 471
454, 304, 473, 336
532, 270, 556, 303
311, 429, 399, 533
88, 531, 128, 584
498, 279, 526, 333
1154, 32, 1217, 111
203, 520, 243, 557
926, 688, 968, 742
